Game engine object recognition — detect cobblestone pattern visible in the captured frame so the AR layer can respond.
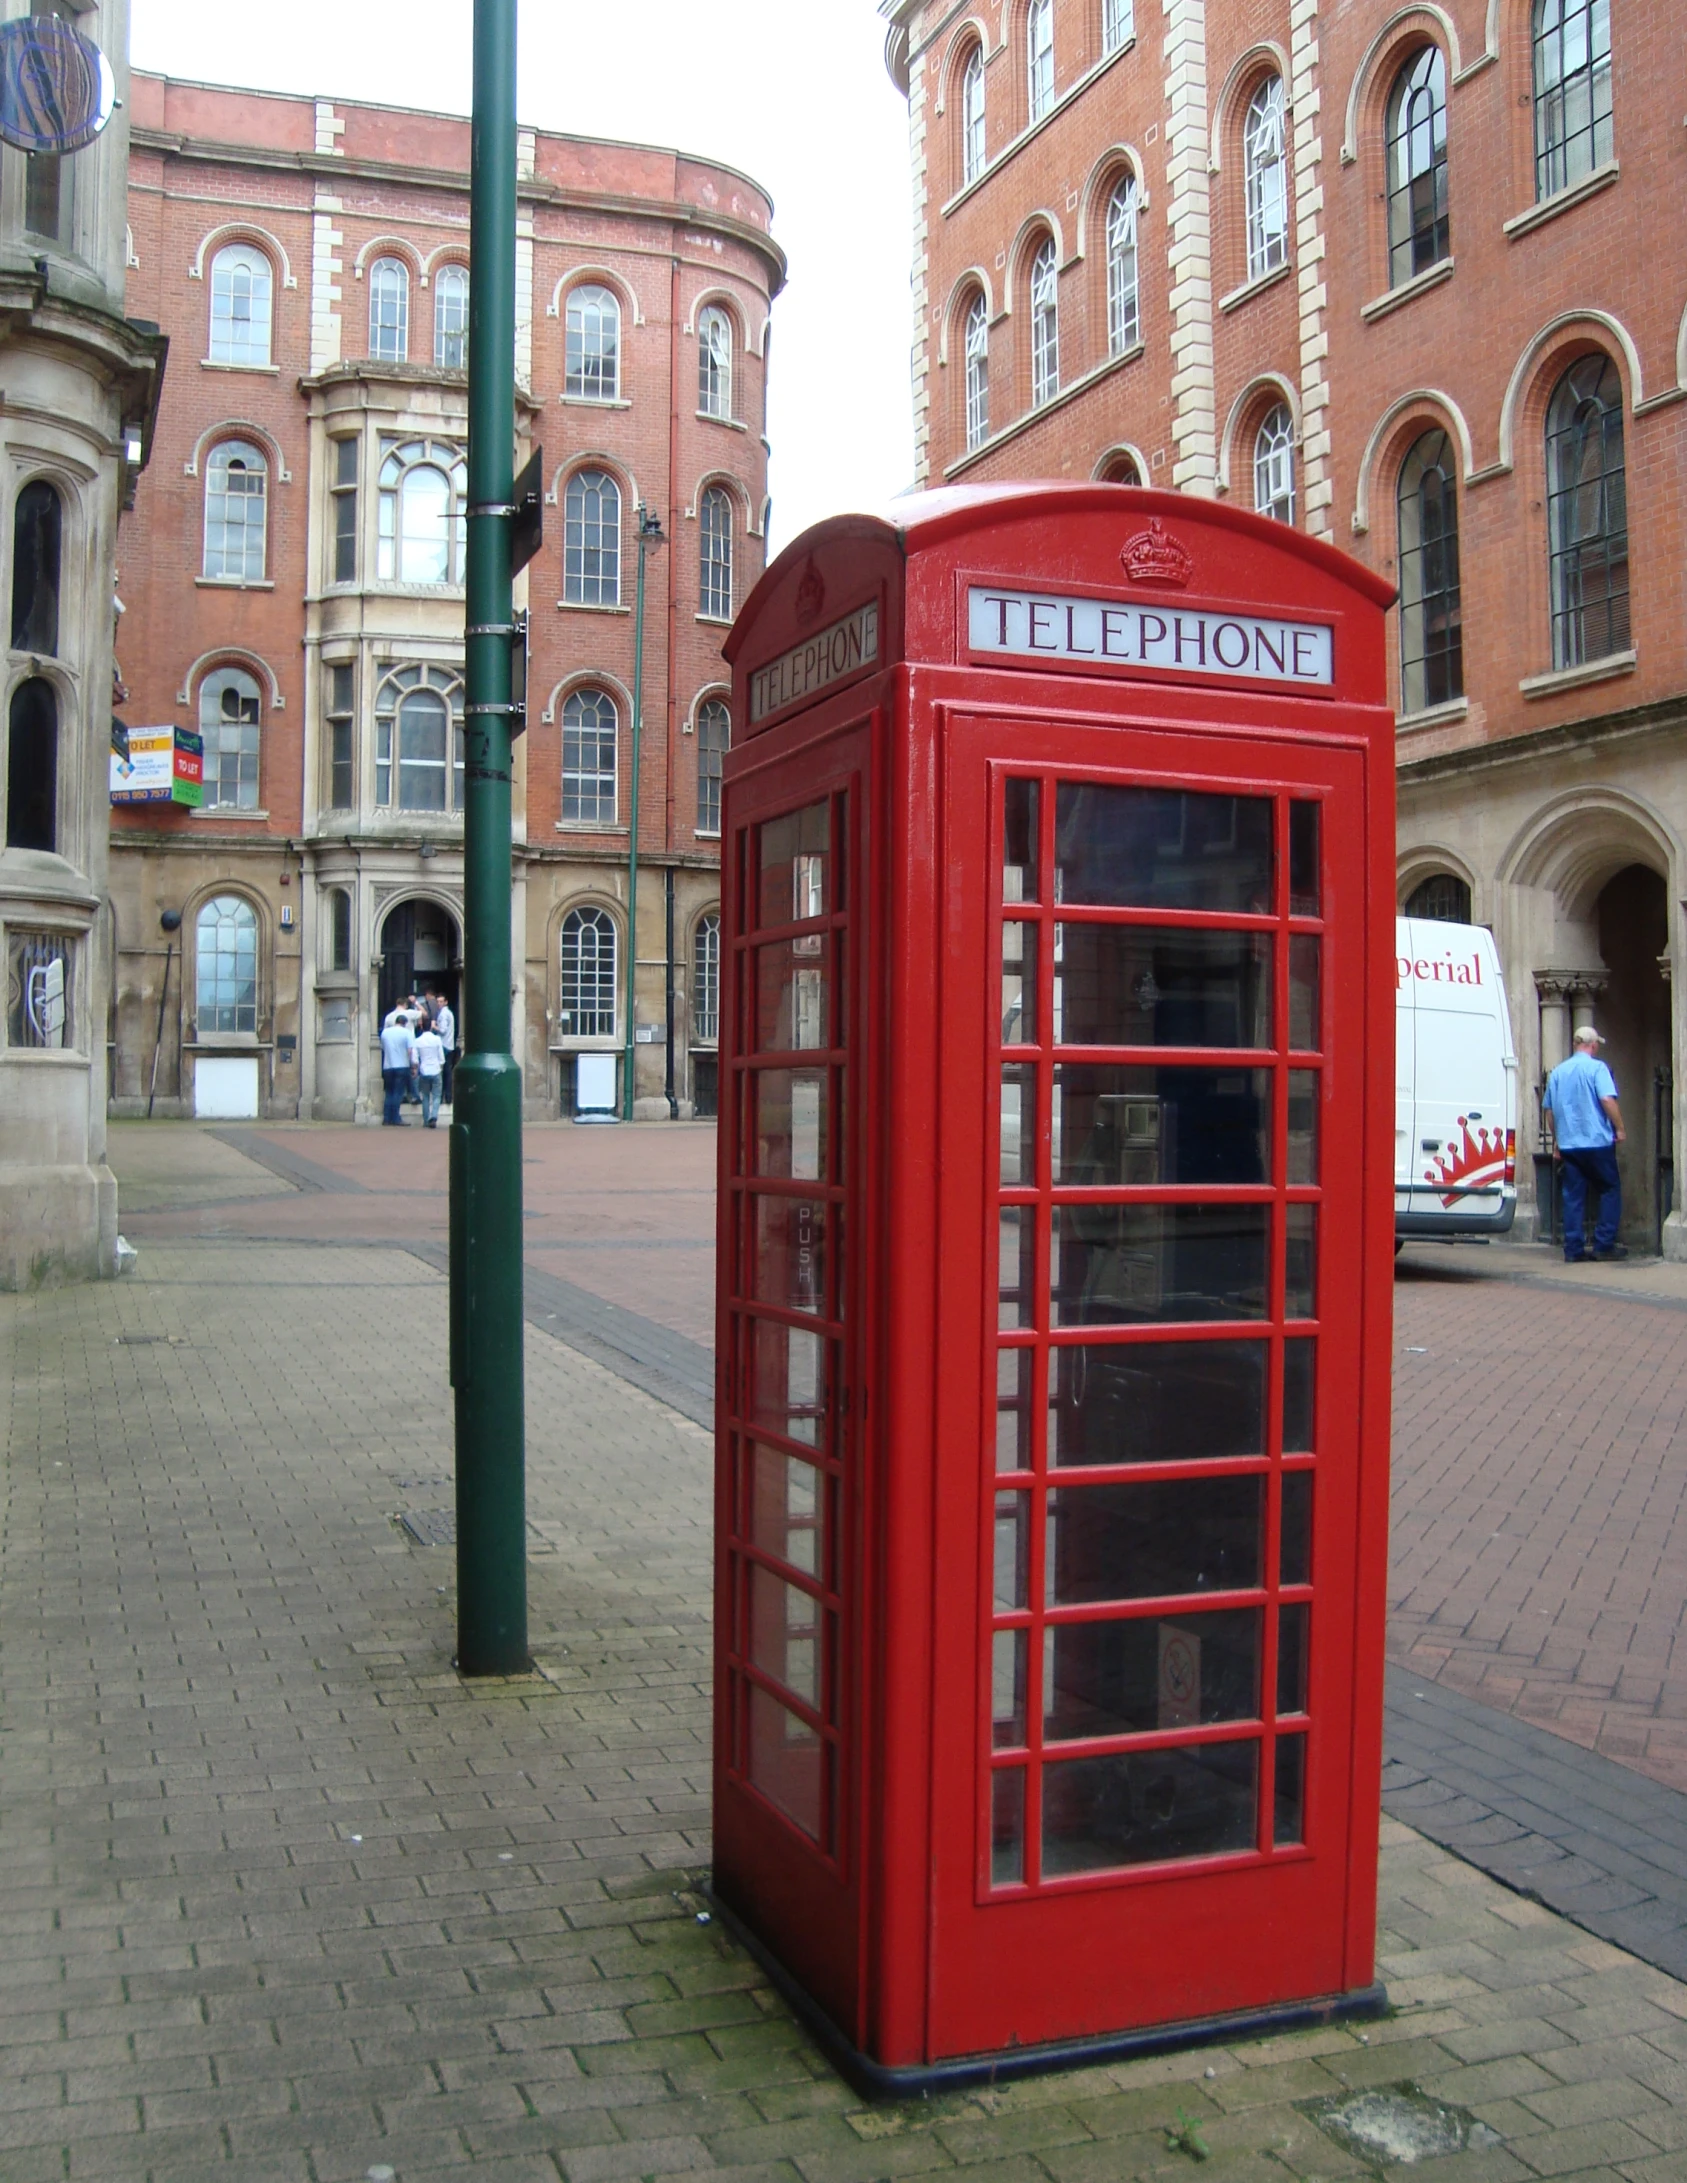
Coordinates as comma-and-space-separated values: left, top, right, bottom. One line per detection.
1392, 1263, 1687, 1792
6, 1234, 1687, 2179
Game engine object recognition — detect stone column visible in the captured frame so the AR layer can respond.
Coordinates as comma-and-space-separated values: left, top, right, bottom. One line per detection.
1535, 973, 1574, 1079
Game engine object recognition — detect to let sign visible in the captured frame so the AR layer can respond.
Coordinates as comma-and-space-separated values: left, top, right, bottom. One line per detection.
968, 586, 1334, 689
749, 600, 880, 724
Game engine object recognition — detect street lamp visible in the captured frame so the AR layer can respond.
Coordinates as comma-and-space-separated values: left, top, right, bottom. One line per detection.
623, 503, 666, 1121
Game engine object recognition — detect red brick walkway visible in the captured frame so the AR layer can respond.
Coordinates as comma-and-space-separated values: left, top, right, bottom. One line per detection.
119, 1123, 1687, 1795
1392, 1257, 1687, 1792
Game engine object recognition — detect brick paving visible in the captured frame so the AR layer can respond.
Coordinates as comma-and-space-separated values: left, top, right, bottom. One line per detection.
0, 1127, 1683, 2178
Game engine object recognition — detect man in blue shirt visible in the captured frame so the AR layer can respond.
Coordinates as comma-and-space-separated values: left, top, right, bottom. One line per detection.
1541, 1026, 1627, 1262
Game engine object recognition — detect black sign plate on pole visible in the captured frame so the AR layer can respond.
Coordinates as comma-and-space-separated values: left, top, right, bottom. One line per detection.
510, 444, 543, 576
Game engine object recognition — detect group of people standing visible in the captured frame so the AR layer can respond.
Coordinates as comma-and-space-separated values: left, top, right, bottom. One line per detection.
379, 989, 457, 1129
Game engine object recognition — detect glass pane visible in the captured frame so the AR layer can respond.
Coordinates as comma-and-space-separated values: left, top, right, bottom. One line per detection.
1051, 1339, 1266, 1466
1004, 777, 1039, 903
1286, 1206, 1317, 1320
750, 1563, 820, 1708
759, 802, 829, 929
1002, 921, 1038, 1045
1284, 1338, 1315, 1452
1046, 1476, 1262, 1602
993, 1629, 1027, 1748
1277, 1602, 1309, 1716
1281, 1469, 1312, 1585
1274, 1731, 1306, 1846
1290, 935, 1320, 1051
1044, 1740, 1257, 1872
1056, 928, 1272, 1050
1053, 1065, 1271, 1184
747, 1319, 828, 1448
996, 1346, 1033, 1472
1287, 1071, 1319, 1184
755, 942, 828, 1052
1055, 784, 1274, 913
753, 1069, 827, 1180
1045, 1609, 1261, 1741
991, 1767, 1026, 1885
1001, 1063, 1035, 1182
1289, 801, 1320, 916
747, 1681, 824, 1843
748, 1442, 824, 1581
999, 1207, 1034, 1329
994, 1491, 1030, 1610
752, 1195, 828, 1317
1053, 1204, 1269, 1325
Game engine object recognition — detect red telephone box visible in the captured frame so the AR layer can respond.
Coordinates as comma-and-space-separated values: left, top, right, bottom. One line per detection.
713, 485, 1396, 2091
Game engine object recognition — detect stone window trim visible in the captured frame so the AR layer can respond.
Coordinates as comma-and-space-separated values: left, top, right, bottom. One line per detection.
1396, 696, 1469, 734
1218, 259, 1293, 315
1503, 158, 1619, 241
937, 34, 1134, 221
1361, 258, 1455, 323
1519, 647, 1636, 701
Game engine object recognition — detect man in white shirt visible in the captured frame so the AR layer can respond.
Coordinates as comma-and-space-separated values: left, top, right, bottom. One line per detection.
414, 1016, 446, 1129
429, 989, 457, 1103
378, 1013, 416, 1126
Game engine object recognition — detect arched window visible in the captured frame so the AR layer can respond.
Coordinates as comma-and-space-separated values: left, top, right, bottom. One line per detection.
1404, 872, 1472, 924
196, 896, 259, 1034
368, 257, 409, 362
326, 886, 353, 971
375, 665, 464, 812
561, 687, 619, 824
693, 913, 721, 1045
1533, 0, 1612, 201
1098, 450, 1142, 484
1253, 403, 1296, 524
558, 905, 617, 1038
698, 305, 733, 420
565, 283, 620, 401
1397, 429, 1463, 715
961, 44, 986, 184
563, 469, 622, 605
964, 291, 990, 451
1546, 353, 1629, 669
433, 263, 469, 370
1105, 176, 1139, 354
697, 697, 729, 833
11, 479, 60, 655
1030, 237, 1059, 408
699, 486, 733, 620
1243, 76, 1289, 280
199, 666, 261, 810
203, 440, 268, 582
1027, 0, 1054, 123
1386, 48, 1449, 286
5, 677, 56, 850
377, 438, 467, 585
1103, 0, 1134, 55
209, 244, 273, 367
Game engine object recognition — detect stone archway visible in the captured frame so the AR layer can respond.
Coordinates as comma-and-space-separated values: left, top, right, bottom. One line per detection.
377, 896, 461, 1026
1594, 866, 1671, 1250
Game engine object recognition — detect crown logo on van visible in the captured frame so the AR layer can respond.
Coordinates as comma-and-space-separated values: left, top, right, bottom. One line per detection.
1120, 518, 1193, 587
1422, 1117, 1515, 1207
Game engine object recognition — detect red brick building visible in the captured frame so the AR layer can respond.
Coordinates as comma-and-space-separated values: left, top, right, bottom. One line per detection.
113, 75, 782, 1122
882, 0, 1687, 1250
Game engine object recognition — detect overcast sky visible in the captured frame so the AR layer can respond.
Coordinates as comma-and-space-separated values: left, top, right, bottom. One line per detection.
129, 0, 918, 554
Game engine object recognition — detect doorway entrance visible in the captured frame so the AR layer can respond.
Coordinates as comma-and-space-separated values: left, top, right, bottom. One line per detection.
1594, 866, 1670, 1251
378, 898, 461, 1027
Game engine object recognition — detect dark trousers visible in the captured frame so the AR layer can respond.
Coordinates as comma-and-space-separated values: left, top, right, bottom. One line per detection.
1560, 1143, 1621, 1256
382, 1066, 409, 1126
442, 1051, 455, 1102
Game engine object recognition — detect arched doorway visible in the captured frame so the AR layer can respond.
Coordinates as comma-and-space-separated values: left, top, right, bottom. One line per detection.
378, 897, 460, 1026
1594, 865, 1670, 1250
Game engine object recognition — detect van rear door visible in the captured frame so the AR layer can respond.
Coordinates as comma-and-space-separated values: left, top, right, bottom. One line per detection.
1403, 919, 1515, 1223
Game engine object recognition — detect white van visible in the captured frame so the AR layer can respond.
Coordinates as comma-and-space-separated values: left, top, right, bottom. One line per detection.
1396, 917, 1518, 1241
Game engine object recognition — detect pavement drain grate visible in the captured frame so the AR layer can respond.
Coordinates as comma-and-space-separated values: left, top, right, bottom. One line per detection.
1303, 2085, 1503, 2166
399, 1508, 456, 1547
115, 1333, 186, 1346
